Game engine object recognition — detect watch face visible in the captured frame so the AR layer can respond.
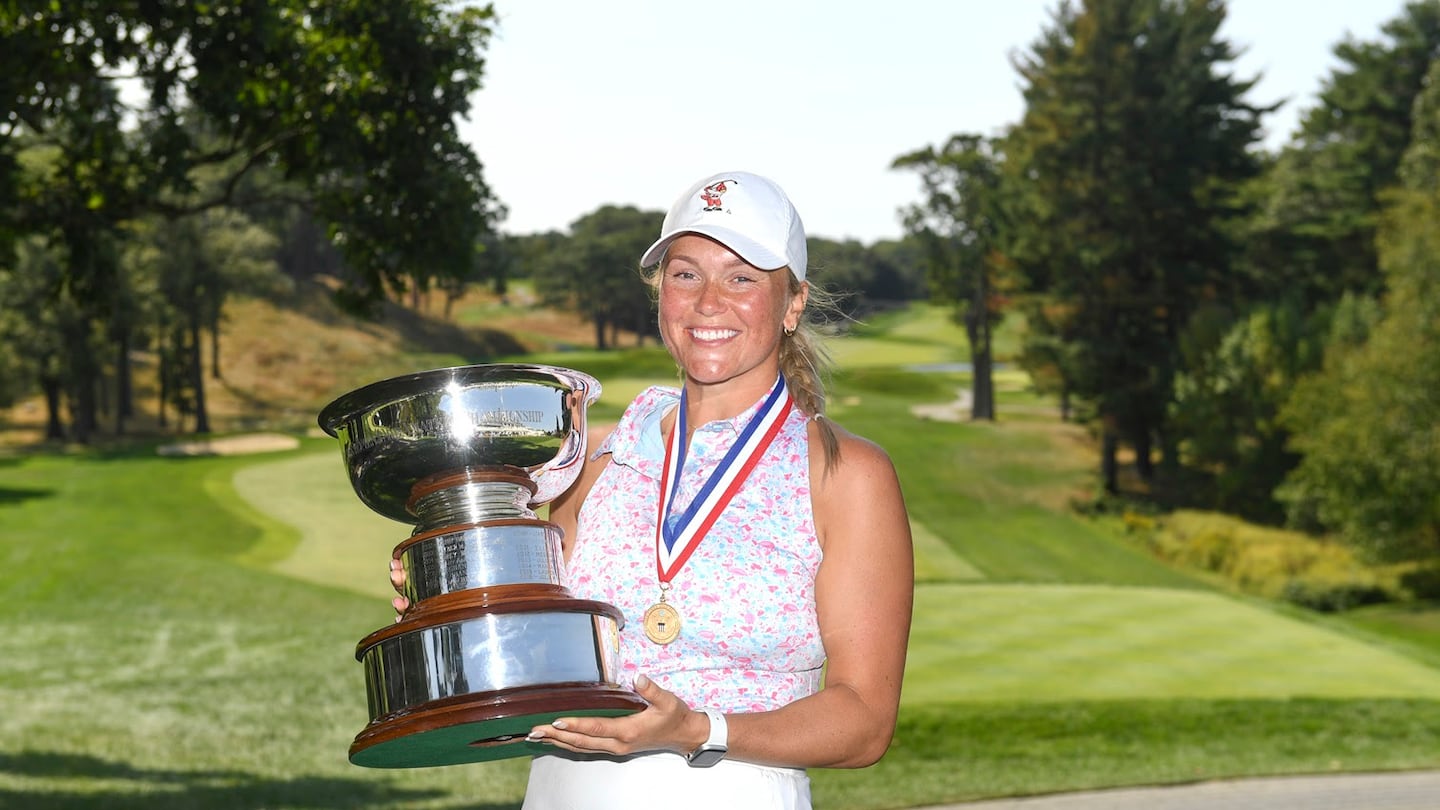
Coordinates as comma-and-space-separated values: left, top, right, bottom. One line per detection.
687, 745, 727, 768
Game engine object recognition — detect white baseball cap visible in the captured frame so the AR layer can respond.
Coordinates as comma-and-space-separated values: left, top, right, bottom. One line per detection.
639, 170, 808, 281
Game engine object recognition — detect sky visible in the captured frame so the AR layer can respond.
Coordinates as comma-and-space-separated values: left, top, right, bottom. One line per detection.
459, 0, 1409, 244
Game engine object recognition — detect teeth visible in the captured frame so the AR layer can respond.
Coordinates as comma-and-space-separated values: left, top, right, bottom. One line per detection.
691, 329, 737, 341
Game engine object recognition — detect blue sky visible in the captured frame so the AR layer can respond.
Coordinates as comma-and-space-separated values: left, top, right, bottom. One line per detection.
461, 1, 1409, 244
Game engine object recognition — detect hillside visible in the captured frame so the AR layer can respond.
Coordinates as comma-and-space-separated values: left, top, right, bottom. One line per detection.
0, 279, 641, 446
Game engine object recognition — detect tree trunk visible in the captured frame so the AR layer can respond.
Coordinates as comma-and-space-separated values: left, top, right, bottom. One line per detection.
593, 315, 607, 350
63, 318, 97, 443
115, 331, 133, 435
189, 308, 211, 434
1133, 427, 1154, 483
1101, 414, 1120, 494
1158, 426, 1180, 477
968, 318, 996, 421
966, 277, 996, 420
156, 323, 170, 430
209, 302, 223, 380
40, 375, 65, 441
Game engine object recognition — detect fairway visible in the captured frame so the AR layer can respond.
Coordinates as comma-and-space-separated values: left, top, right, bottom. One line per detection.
906, 583, 1440, 704
233, 450, 1440, 708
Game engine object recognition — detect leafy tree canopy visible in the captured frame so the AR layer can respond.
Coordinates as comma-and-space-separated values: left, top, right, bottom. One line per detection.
2, 0, 502, 313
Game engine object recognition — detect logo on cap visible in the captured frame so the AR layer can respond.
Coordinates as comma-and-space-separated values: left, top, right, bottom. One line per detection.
699, 179, 736, 212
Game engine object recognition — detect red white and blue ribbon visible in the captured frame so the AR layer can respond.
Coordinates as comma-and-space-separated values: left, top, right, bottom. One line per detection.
655, 374, 794, 583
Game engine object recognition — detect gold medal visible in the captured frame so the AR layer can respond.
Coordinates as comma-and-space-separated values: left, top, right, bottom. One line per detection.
643, 600, 682, 645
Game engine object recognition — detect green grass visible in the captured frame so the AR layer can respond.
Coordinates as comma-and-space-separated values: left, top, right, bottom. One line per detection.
814, 698, 1440, 809
904, 585, 1440, 704
0, 448, 530, 809
1, 300, 1437, 809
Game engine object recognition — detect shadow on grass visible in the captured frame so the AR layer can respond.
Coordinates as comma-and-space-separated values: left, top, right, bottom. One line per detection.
0, 485, 53, 506
0, 750, 520, 810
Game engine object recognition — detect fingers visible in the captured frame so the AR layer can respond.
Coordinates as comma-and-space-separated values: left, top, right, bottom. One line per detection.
389, 560, 410, 620
525, 674, 682, 756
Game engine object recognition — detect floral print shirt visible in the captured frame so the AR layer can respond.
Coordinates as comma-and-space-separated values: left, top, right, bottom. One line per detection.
566, 385, 825, 713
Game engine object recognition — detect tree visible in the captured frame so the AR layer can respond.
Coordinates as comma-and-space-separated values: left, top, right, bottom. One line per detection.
1161, 2, 1440, 520
1167, 297, 1330, 521
894, 134, 1014, 420
1241, 1, 1440, 305
2, 1, 501, 437
799, 237, 927, 323
1277, 58, 1440, 563
1006, 0, 1265, 492
534, 206, 660, 350
0, 237, 76, 439
129, 207, 282, 433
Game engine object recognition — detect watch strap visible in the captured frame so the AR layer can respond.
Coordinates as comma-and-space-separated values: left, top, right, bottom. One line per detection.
685, 708, 728, 767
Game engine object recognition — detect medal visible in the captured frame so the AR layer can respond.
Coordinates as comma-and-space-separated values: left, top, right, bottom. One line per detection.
646, 375, 793, 644
643, 586, 682, 645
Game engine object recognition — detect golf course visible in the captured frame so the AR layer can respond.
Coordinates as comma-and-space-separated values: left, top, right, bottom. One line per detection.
2, 300, 1437, 810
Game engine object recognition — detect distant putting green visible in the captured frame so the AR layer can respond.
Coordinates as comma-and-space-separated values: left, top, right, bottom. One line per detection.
231, 451, 400, 599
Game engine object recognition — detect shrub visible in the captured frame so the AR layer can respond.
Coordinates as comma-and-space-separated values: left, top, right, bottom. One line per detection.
1398, 562, 1440, 601
1143, 510, 1402, 610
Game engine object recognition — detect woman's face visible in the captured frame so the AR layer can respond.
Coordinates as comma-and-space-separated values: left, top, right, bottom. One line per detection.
658, 234, 806, 393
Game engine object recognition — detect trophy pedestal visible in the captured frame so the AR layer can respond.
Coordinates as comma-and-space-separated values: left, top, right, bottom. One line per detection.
350, 592, 643, 768
319, 364, 646, 769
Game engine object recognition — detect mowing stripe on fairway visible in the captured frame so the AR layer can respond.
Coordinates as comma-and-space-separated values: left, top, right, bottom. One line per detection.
913, 520, 986, 582
905, 583, 1440, 704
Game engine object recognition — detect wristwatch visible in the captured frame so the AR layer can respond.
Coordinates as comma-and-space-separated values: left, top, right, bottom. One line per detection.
685, 709, 728, 767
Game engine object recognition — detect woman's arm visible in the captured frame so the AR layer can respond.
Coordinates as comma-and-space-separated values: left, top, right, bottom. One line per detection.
530, 421, 915, 769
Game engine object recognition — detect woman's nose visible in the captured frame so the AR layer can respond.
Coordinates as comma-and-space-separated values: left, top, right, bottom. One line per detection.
694, 281, 725, 315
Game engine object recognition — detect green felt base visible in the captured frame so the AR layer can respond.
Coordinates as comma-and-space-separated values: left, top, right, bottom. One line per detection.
350, 707, 636, 769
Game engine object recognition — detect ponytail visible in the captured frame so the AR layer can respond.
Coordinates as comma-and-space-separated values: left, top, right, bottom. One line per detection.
779, 271, 841, 471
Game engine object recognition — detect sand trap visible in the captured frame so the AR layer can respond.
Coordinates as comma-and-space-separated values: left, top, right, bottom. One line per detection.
157, 433, 300, 457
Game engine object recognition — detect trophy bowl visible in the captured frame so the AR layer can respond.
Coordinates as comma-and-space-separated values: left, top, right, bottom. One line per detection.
318, 363, 645, 769
317, 363, 600, 526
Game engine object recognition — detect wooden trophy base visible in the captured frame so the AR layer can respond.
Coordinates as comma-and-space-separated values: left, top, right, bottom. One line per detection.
350, 684, 646, 768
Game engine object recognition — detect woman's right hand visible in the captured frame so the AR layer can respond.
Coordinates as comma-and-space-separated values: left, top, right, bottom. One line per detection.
389, 558, 410, 618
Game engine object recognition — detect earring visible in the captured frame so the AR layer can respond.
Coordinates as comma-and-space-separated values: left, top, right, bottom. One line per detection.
783, 325, 796, 337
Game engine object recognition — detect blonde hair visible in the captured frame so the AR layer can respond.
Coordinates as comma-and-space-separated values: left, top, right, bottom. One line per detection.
643, 258, 842, 470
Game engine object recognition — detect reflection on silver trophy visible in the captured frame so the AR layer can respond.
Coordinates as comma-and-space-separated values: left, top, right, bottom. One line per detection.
319, 363, 644, 769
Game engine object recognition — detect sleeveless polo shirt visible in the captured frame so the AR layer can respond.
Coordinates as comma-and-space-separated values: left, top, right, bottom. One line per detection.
566, 385, 826, 711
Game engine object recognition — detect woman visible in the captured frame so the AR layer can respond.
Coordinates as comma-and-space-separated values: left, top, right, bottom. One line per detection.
398, 171, 913, 809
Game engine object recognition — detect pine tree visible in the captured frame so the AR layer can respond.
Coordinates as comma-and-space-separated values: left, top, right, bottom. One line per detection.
1006, 0, 1264, 493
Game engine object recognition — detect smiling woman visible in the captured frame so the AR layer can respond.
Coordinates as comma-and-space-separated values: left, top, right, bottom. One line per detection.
444, 170, 920, 810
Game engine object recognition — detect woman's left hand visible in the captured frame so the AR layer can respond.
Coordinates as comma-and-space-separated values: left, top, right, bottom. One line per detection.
525, 674, 704, 757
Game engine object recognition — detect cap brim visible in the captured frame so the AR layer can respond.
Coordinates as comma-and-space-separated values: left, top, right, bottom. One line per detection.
639, 225, 789, 271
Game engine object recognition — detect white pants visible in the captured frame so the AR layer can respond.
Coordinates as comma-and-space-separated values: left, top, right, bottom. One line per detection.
522, 751, 812, 810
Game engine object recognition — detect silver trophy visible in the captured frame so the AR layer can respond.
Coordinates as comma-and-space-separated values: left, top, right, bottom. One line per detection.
319, 363, 644, 769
